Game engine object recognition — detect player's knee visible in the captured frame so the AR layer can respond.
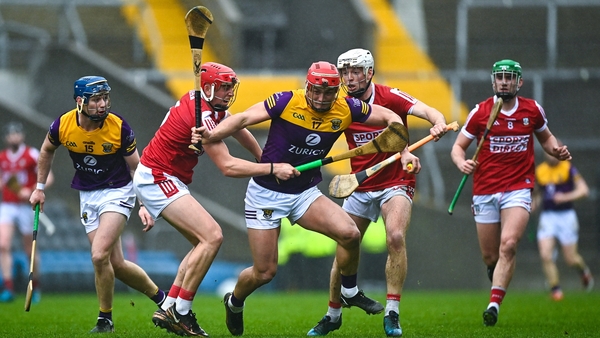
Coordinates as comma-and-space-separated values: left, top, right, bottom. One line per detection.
90, 250, 111, 267
386, 230, 406, 252
337, 225, 360, 248
254, 266, 277, 285
500, 238, 518, 257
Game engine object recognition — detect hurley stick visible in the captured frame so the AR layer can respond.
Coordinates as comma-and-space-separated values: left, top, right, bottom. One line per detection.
185, 6, 213, 152
295, 122, 409, 172
329, 121, 459, 198
448, 98, 503, 215
24, 204, 39, 312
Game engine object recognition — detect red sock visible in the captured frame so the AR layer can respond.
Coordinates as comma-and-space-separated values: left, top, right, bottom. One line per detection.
387, 294, 401, 302
4, 279, 14, 292
329, 301, 342, 309
168, 285, 181, 299
179, 288, 195, 301
490, 286, 506, 305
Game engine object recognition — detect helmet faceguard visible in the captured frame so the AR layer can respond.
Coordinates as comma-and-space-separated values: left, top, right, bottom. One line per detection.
200, 62, 240, 111
305, 61, 341, 113
336, 48, 375, 98
73, 76, 111, 122
491, 59, 522, 102
3, 121, 24, 150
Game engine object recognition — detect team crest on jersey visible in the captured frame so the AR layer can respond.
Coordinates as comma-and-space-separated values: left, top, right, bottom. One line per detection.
102, 143, 113, 153
82, 212, 88, 223
330, 119, 342, 131
262, 209, 273, 220
523, 118, 529, 126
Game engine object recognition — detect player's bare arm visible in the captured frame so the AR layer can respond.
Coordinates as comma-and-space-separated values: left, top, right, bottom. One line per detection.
535, 128, 572, 161
231, 128, 263, 162
199, 102, 271, 143
451, 132, 476, 175
204, 141, 298, 180
410, 101, 448, 141
29, 135, 59, 212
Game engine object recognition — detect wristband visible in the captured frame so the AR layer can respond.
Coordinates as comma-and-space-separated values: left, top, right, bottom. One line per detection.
36, 182, 45, 190
270, 163, 274, 175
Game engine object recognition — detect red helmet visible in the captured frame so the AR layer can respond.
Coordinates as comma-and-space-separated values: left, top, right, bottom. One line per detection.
201, 62, 240, 111
305, 61, 340, 112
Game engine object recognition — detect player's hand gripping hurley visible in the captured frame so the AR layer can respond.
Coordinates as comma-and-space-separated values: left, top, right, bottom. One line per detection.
185, 6, 213, 152
24, 204, 39, 312
447, 98, 503, 215
295, 122, 409, 172
329, 121, 459, 198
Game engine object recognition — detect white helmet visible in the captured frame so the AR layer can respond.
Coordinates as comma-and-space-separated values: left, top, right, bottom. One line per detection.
336, 48, 375, 98
336, 48, 375, 77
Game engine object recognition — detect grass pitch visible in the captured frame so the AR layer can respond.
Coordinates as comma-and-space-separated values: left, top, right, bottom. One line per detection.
1, 290, 599, 337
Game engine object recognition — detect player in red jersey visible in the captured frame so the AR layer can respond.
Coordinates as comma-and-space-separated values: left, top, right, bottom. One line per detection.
135, 62, 297, 337
451, 59, 571, 327
0, 122, 53, 303
306, 48, 448, 337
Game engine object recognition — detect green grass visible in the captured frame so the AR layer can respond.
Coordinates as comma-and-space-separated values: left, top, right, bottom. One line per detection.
1, 290, 599, 337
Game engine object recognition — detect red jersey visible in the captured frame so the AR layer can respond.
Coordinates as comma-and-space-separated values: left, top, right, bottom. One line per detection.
343, 83, 415, 192
0, 144, 39, 203
140, 90, 229, 185
463, 96, 547, 195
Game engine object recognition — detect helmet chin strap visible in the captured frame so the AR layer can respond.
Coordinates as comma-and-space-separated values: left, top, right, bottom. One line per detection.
347, 78, 372, 98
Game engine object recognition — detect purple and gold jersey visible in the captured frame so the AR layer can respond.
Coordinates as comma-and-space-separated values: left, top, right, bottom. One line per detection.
256, 89, 371, 193
48, 109, 136, 191
536, 161, 580, 211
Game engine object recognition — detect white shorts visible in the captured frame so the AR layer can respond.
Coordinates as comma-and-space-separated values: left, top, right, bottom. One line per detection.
79, 182, 136, 234
343, 186, 413, 223
244, 178, 322, 229
133, 163, 190, 220
472, 189, 532, 224
537, 209, 579, 245
0, 202, 34, 235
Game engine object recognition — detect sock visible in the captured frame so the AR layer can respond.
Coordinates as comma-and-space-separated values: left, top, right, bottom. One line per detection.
161, 285, 180, 311
489, 286, 506, 306
326, 301, 342, 322
175, 288, 195, 315
386, 294, 401, 315
340, 274, 358, 298
4, 279, 14, 292
99, 308, 113, 321
228, 292, 244, 313
151, 288, 166, 305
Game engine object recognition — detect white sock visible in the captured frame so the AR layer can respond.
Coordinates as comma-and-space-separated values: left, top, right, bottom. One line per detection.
341, 286, 358, 298
385, 300, 399, 315
175, 297, 192, 315
161, 296, 176, 311
487, 302, 500, 312
326, 307, 342, 322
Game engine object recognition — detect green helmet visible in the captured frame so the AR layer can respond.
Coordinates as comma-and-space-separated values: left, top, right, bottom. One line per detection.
491, 59, 522, 100
491, 59, 522, 78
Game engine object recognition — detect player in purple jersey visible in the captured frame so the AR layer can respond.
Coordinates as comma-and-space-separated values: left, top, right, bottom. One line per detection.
533, 149, 593, 301
29, 76, 166, 333
195, 61, 419, 336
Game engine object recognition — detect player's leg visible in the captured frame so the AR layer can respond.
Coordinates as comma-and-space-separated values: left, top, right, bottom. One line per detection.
87, 211, 125, 333
223, 227, 280, 336
557, 210, 594, 292
300, 196, 362, 336
380, 195, 412, 337
160, 194, 222, 337
537, 211, 562, 300
538, 236, 562, 300
0, 217, 15, 302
